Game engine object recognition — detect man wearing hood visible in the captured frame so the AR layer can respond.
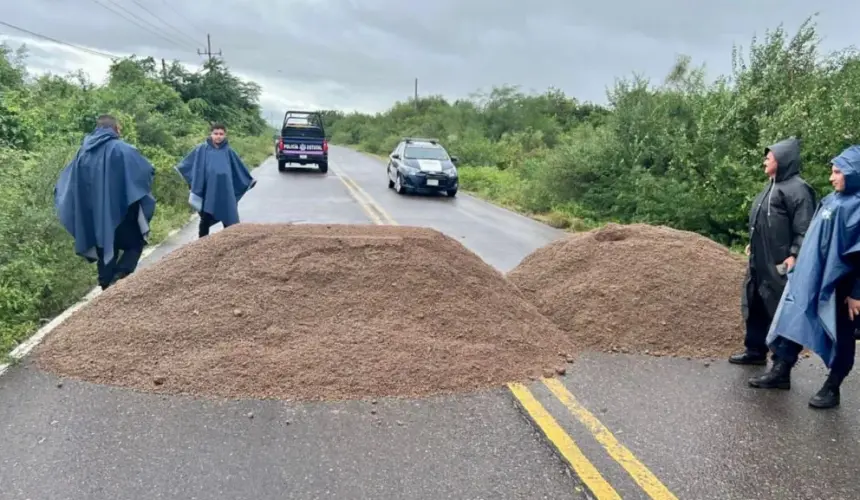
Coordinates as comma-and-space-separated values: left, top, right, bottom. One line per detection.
175, 123, 257, 238
730, 137, 817, 366
54, 115, 157, 291
751, 145, 860, 409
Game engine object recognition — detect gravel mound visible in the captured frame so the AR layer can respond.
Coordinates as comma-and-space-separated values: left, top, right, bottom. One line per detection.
36, 224, 573, 401
508, 223, 747, 359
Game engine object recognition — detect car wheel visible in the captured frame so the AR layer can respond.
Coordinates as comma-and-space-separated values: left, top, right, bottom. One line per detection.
387, 166, 395, 188
448, 189, 457, 197
394, 174, 406, 195
319, 162, 329, 174
278, 160, 286, 172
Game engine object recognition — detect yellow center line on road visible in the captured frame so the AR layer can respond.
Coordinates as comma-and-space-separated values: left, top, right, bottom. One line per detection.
509, 383, 622, 500
329, 161, 397, 226
543, 378, 679, 500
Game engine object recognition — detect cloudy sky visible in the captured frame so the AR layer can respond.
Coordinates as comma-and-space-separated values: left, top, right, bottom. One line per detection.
1, 1, 856, 123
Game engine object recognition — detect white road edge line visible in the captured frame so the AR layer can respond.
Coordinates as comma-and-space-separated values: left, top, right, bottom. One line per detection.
0, 213, 197, 378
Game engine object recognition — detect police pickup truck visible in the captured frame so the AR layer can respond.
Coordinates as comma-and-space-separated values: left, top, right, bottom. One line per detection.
276, 110, 328, 173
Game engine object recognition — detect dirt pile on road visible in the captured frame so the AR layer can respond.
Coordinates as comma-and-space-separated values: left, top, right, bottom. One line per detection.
36, 223, 573, 401
508, 223, 747, 359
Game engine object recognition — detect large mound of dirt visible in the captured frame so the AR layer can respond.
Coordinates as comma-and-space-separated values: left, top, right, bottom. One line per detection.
508, 223, 747, 359
36, 224, 573, 401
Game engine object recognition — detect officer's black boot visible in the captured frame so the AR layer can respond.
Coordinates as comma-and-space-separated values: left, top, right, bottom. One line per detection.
729, 351, 768, 365
809, 373, 842, 409
748, 359, 792, 390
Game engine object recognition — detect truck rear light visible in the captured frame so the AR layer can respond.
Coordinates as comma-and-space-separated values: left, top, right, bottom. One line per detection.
278, 138, 284, 150
323, 139, 328, 153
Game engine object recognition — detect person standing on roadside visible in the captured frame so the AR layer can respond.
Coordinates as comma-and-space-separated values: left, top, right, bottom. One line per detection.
729, 137, 817, 365
750, 145, 860, 409
54, 114, 157, 291
175, 122, 257, 238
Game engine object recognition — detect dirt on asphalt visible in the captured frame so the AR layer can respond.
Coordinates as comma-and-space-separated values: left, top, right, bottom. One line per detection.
36, 223, 574, 401
508, 223, 747, 359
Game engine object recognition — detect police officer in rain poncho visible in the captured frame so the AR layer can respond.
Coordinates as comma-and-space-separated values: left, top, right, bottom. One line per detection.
752, 145, 860, 409
54, 114, 157, 291
175, 122, 257, 238
730, 137, 817, 366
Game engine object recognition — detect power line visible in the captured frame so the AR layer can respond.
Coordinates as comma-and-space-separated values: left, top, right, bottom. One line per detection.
88, 0, 196, 52
0, 20, 117, 59
158, 0, 207, 38
126, 0, 202, 49
102, 0, 196, 50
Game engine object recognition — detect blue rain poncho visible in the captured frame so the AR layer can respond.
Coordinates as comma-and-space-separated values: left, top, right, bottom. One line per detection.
767, 145, 860, 367
174, 137, 256, 226
54, 126, 156, 264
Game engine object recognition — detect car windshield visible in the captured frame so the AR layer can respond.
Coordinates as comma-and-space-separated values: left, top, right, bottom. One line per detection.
404, 146, 449, 161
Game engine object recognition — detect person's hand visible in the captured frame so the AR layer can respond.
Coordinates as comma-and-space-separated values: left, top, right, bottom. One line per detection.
846, 297, 860, 321
745, 244, 750, 257
782, 256, 796, 271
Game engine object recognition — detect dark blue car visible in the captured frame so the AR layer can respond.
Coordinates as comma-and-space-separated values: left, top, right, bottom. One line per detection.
386, 138, 459, 197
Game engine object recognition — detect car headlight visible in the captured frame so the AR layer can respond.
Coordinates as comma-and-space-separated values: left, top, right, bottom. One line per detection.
401, 166, 419, 175
446, 168, 458, 177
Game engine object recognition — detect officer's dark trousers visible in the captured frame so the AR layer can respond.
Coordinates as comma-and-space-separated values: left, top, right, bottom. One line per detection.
96, 202, 145, 287
198, 211, 219, 238
745, 288, 774, 357
773, 302, 858, 381
96, 246, 143, 287
198, 211, 240, 238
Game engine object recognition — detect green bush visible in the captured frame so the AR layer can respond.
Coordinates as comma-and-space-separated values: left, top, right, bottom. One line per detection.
0, 46, 274, 355
324, 17, 854, 248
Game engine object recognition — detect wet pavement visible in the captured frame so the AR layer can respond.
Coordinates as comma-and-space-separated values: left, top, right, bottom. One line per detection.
2, 146, 860, 499
0, 365, 579, 500
530, 352, 860, 500
0, 152, 583, 500
329, 147, 561, 272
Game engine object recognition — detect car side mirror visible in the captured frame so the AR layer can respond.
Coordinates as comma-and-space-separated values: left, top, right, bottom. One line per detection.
391, 154, 401, 160
450, 156, 459, 163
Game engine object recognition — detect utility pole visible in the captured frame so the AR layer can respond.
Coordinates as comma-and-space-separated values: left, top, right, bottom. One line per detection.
197, 33, 222, 63
414, 78, 418, 110
161, 58, 167, 82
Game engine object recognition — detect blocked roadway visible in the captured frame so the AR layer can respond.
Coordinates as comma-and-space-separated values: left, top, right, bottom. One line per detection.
0, 149, 579, 500
1, 146, 858, 500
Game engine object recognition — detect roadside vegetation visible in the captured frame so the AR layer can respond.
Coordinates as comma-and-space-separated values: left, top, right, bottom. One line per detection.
0, 46, 274, 355
323, 18, 857, 242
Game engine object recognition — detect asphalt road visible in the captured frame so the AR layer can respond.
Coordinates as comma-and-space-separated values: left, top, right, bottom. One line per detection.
4, 146, 860, 500
330, 147, 560, 272
539, 352, 860, 500
0, 149, 581, 500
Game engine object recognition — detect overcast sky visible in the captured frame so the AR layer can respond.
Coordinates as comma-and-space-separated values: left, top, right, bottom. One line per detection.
0, 1, 857, 124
